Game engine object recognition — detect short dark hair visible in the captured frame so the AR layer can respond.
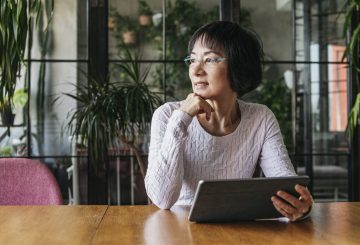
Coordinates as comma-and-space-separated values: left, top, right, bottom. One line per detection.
188, 21, 264, 97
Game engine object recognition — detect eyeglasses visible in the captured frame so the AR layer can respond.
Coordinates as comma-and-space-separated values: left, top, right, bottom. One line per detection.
184, 56, 227, 67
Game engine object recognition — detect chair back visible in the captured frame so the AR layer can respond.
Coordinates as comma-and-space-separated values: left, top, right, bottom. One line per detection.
0, 158, 63, 205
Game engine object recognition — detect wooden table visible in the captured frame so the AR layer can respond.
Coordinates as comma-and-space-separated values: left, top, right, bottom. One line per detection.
0, 205, 107, 244
1, 203, 359, 244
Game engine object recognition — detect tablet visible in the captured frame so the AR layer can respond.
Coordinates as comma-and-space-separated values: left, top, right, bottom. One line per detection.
188, 176, 309, 222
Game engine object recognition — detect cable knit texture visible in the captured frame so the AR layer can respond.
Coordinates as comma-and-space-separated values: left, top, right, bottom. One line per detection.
145, 100, 296, 209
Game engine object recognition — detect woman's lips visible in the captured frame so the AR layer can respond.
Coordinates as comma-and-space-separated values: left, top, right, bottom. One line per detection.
194, 81, 209, 89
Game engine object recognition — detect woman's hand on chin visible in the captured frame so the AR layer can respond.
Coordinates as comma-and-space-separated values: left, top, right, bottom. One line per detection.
180, 93, 214, 120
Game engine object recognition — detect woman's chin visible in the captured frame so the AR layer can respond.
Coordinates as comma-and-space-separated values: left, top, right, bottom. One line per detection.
193, 89, 209, 98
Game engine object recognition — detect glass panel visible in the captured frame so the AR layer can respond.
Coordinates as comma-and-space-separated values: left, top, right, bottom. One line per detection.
310, 63, 348, 135
0, 127, 28, 157
293, 0, 349, 201
109, 0, 219, 100
108, 155, 147, 205
242, 0, 293, 61
29, 62, 80, 156
244, 63, 294, 151
30, 0, 87, 60
294, 0, 346, 62
294, 154, 349, 201
164, 0, 218, 100
311, 2, 346, 63
108, 0, 163, 60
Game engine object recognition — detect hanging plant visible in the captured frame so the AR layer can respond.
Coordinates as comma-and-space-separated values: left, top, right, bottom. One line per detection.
137, 0, 153, 27
0, 0, 42, 107
0, 88, 28, 131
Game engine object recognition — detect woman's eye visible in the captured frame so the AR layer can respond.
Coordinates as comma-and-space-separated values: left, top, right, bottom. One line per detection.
205, 58, 217, 63
189, 58, 196, 63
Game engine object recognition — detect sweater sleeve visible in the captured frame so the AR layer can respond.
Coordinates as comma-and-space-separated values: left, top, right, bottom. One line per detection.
259, 108, 296, 177
144, 104, 193, 209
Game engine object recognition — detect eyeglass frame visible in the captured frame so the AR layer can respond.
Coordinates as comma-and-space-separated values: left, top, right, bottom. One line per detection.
183, 55, 227, 67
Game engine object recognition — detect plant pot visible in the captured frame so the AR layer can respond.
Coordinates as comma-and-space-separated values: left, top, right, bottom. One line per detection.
138, 14, 151, 27
176, 23, 189, 36
122, 31, 137, 45
108, 17, 116, 30
1, 110, 15, 127
152, 13, 162, 27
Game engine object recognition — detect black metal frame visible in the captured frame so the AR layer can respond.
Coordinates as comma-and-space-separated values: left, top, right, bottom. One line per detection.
301, 0, 315, 192
87, 0, 109, 204
220, 0, 240, 22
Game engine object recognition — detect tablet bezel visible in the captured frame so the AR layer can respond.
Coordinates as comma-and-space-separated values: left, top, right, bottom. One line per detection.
188, 176, 310, 222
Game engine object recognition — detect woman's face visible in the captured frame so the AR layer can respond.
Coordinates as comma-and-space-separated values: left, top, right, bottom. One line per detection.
188, 40, 234, 100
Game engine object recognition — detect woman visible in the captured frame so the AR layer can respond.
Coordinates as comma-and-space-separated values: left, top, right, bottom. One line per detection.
145, 21, 313, 221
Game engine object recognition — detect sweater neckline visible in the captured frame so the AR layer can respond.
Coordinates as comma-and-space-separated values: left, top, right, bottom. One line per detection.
194, 100, 245, 140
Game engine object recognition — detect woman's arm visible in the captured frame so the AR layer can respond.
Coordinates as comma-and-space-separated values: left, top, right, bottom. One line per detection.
259, 107, 313, 221
145, 104, 193, 209
259, 108, 296, 177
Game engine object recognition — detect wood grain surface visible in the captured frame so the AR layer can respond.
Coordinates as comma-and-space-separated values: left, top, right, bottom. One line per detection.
1, 203, 359, 244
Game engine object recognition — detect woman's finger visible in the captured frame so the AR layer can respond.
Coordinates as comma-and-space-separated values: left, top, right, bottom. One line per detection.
273, 202, 291, 219
276, 190, 302, 209
272, 197, 305, 221
180, 93, 213, 118
295, 184, 313, 203
271, 196, 297, 215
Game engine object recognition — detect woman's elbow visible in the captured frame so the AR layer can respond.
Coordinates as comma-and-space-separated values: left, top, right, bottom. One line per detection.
151, 199, 174, 210
144, 173, 180, 209
145, 187, 177, 210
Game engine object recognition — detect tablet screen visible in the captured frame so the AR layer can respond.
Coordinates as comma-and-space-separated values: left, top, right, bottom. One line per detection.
188, 176, 309, 222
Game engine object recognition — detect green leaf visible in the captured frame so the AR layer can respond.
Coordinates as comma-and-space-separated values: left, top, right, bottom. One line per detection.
347, 93, 360, 136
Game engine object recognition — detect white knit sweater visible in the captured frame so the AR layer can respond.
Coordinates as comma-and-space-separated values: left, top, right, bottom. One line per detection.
145, 100, 296, 209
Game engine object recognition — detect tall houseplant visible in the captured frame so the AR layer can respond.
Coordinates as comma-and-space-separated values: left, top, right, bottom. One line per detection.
343, 0, 360, 135
0, 0, 42, 109
64, 46, 162, 177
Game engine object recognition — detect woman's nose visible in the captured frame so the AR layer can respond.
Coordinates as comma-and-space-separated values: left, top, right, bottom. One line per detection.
192, 63, 206, 76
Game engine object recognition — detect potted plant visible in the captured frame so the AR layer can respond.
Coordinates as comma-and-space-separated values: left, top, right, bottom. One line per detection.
108, 7, 117, 31
117, 15, 137, 45
0, 89, 28, 127
108, 16, 117, 31
138, 0, 153, 27
109, 7, 138, 45
64, 46, 162, 178
114, 47, 163, 177
119, 16, 137, 45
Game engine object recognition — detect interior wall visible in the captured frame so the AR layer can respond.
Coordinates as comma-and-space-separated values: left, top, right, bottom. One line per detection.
241, 0, 292, 62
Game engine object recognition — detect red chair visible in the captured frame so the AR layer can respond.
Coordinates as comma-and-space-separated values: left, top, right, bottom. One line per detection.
0, 158, 63, 205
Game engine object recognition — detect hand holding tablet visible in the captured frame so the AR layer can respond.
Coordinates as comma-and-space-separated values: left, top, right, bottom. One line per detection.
188, 176, 310, 222
271, 183, 313, 221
